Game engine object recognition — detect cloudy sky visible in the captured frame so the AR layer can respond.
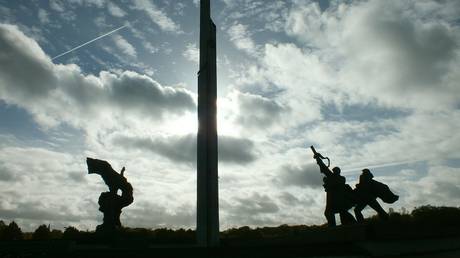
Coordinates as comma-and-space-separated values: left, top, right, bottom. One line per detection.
0, 0, 460, 231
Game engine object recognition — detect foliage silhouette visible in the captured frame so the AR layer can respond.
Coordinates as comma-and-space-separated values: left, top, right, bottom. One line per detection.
411, 205, 460, 224
0, 206, 460, 258
220, 205, 460, 243
32, 224, 51, 240
0, 205, 459, 244
0, 221, 23, 240
0, 220, 4, 240
62, 226, 81, 240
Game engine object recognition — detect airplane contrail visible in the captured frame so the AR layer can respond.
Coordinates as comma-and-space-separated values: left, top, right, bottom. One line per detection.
342, 159, 424, 175
52, 24, 128, 60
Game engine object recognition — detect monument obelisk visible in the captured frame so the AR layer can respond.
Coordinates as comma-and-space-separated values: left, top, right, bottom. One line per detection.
197, 0, 219, 247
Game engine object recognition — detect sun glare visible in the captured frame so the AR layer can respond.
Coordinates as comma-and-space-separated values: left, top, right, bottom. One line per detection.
163, 113, 198, 135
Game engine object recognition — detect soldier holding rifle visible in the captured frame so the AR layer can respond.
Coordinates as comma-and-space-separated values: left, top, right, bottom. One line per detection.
311, 146, 356, 227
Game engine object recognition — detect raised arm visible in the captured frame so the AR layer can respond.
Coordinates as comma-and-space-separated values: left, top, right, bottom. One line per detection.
310, 146, 333, 177
315, 155, 333, 177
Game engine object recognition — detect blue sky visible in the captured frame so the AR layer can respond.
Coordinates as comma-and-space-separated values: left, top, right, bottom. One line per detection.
0, 0, 460, 231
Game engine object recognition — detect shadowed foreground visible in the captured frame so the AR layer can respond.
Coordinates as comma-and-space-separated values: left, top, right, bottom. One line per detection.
1, 206, 460, 257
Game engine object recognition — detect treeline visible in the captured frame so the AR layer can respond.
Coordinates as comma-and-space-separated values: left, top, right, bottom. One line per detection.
0, 222, 195, 243
223, 205, 460, 241
0, 222, 84, 241
1, 205, 459, 242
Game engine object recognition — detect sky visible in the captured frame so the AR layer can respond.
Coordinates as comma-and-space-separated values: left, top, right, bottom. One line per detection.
0, 0, 459, 232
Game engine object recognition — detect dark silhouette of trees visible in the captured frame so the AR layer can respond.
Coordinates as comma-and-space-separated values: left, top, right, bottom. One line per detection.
32, 224, 51, 240
63, 226, 81, 240
0, 205, 459, 244
0, 221, 23, 240
50, 229, 63, 239
0, 220, 5, 240
411, 205, 460, 225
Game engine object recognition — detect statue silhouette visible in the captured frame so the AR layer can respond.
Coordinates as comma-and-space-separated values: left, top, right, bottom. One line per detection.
86, 158, 134, 232
311, 146, 356, 226
354, 168, 399, 222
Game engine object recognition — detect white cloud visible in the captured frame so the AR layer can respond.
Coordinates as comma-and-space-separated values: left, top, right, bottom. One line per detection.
112, 133, 257, 165
343, 111, 460, 170
221, 1, 288, 33
125, 22, 159, 55
133, 0, 182, 33
233, 43, 333, 127
0, 6, 13, 22
284, 0, 460, 111
122, 201, 194, 229
107, 2, 126, 17
222, 90, 289, 132
37, 9, 50, 24
182, 43, 199, 64
50, 0, 65, 12
227, 23, 257, 55
277, 163, 323, 189
49, 0, 77, 21
378, 164, 460, 212
143, 41, 159, 54
0, 23, 194, 131
230, 0, 460, 144
93, 15, 108, 28
285, 1, 343, 47
84, 0, 105, 8
112, 34, 137, 58
67, 0, 105, 8
338, 1, 460, 110
0, 145, 97, 231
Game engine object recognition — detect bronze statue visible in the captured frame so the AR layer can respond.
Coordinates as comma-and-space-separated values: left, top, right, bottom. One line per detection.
311, 146, 356, 226
354, 168, 398, 222
86, 157, 134, 232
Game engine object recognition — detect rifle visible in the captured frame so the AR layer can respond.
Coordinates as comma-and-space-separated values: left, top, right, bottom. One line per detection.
310, 145, 330, 167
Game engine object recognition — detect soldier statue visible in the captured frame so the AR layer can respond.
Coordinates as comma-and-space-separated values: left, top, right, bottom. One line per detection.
311, 146, 356, 226
86, 158, 134, 232
354, 168, 399, 222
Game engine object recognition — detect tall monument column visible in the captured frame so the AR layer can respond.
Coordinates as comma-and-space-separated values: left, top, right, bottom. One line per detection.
197, 0, 219, 247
